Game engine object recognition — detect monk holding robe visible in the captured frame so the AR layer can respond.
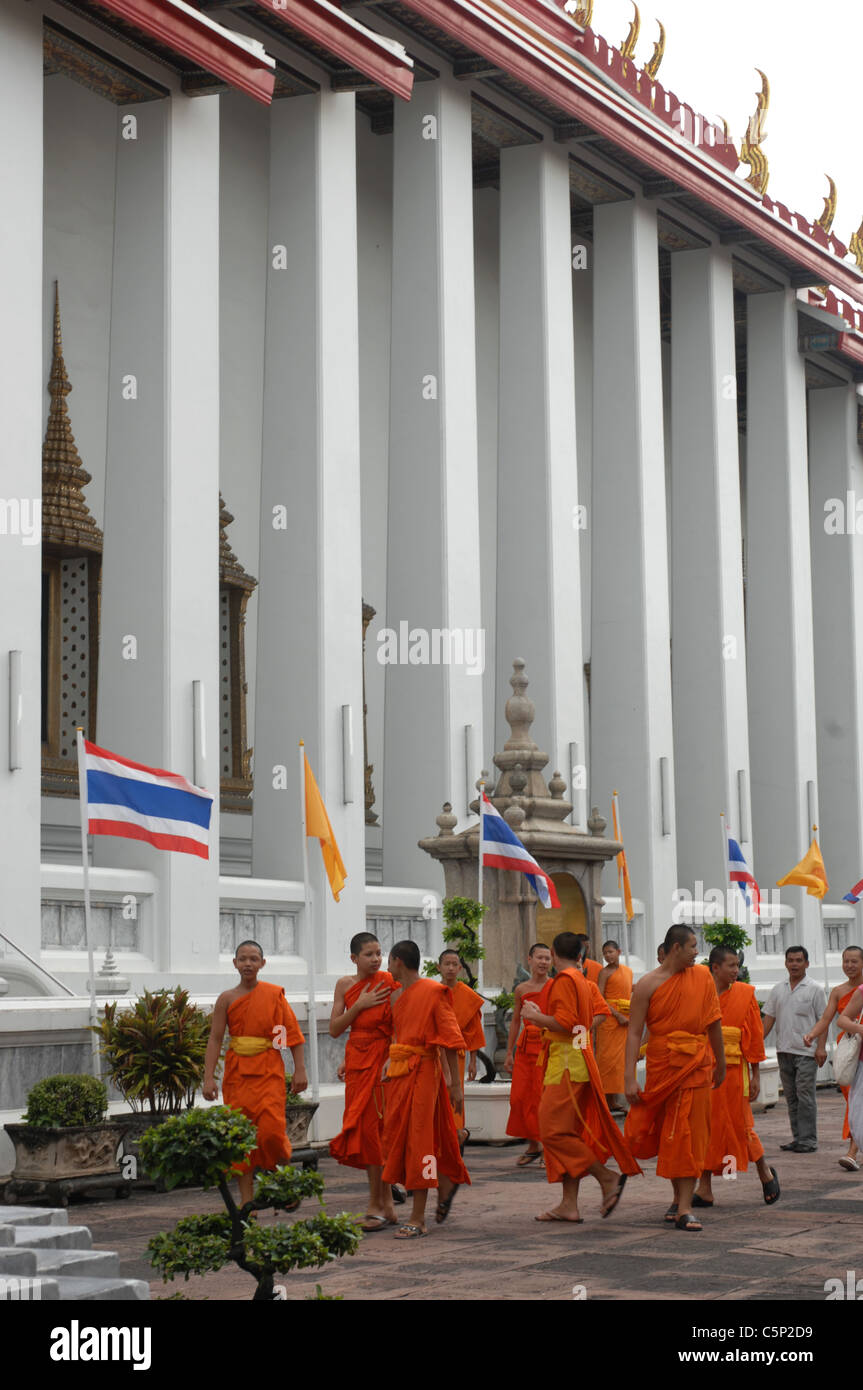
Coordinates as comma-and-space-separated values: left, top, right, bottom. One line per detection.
382, 939, 470, 1239
804, 945, 863, 1170
329, 932, 397, 1230
504, 943, 554, 1165
624, 924, 725, 1231
523, 932, 641, 1223
596, 939, 633, 1111
203, 939, 307, 1207
694, 946, 780, 1207
439, 948, 485, 1148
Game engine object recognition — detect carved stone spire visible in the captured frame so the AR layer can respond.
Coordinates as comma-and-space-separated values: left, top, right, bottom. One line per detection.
41, 283, 103, 554
489, 660, 572, 823
219, 494, 257, 592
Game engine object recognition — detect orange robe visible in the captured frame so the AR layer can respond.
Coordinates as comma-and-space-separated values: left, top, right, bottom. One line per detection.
222, 981, 304, 1172
583, 958, 602, 985
329, 971, 394, 1170
382, 979, 470, 1190
624, 965, 721, 1178
704, 981, 765, 1174
596, 964, 634, 1094
447, 981, 486, 1129
506, 979, 553, 1141
837, 987, 855, 1140
538, 968, 641, 1183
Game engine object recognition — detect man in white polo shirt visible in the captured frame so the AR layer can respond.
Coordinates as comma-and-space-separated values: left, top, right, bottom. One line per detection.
762, 946, 827, 1153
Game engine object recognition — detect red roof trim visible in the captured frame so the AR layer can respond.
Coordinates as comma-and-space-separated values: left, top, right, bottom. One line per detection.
250, 0, 414, 101
398, 0, 863, 302
92, 0, 276, 103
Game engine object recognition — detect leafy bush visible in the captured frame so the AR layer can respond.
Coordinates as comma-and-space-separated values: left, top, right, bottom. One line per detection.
23, 1074, 107, 1128
92, 987, 212, 1115
440, 897, 488, 989
490, 991, 515, 1013
141, 1106, 362, 1300
702, 920, 753, 983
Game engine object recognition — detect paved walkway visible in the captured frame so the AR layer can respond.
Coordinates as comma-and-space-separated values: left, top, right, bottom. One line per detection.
53, 1090, 863, 1301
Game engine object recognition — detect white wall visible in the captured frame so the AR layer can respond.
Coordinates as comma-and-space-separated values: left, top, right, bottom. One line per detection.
473, 186, 499, 774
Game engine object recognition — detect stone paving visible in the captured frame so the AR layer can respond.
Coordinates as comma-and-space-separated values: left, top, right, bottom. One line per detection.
34, 1089, 863, 1302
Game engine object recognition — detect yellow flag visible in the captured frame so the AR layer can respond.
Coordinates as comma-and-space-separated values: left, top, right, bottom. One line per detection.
304, 753, 347, 902
612, 796, 634, 923
776, 838, 828, 899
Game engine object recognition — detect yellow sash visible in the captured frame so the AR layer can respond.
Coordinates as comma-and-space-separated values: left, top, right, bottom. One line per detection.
387, 1043, 435, 1077
607, 997, 631, 1014
647, 1030, 707, 1069
721, 1025, 743, 1064
543, 1036, 589, 1086
229, 1035, 271, 1056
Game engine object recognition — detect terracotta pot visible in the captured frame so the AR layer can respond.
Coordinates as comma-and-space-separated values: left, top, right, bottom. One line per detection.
285, 1102, 318, 1149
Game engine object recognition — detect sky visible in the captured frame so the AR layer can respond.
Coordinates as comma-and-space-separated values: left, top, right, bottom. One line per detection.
581, 0, 863, 250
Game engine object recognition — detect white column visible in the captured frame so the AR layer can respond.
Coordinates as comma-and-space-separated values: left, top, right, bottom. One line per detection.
746, 290, 820, 955
496, 143, 585, 818
252, 92, 365, 974
0, 4, 43, 959
670, 247, 752, 893
809, 385, 863, 898
382, 81, 484, 886
98, 96, 221, 974
591, 198, 677, 943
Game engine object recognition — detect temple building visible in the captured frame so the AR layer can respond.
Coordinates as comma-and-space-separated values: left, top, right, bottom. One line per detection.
2, 0, 863, 1099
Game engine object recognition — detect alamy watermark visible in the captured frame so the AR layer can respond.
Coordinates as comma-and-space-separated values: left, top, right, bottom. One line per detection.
377, 622, 485, 676
0, 498, 40, 545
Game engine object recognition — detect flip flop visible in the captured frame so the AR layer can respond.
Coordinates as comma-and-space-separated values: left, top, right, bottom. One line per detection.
838, 1156, 860, 1172
692, 1194, 714, 1209
675, 1214, 702, 1232
436, 1185, 460, 1224
601, 1174, 627, 1219
663, 1204, 678, 1224
360, 1216, 397, 1232
535, 1211, 584, 1223
393, 1223, 427, 1240
517, 1151, 544, 1166
761, 1167, 781, 1205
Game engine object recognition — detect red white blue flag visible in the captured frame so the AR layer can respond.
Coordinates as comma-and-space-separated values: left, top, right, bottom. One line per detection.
728, 835, 760, 915
481, 793, 560, 909
81, 738, 213, 860
843, 877, 863, 904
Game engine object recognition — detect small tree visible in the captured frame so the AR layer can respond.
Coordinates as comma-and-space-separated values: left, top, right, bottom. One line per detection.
702, 920, 752, 983
423, 896, 488, 989
140, 1107, 361, 1301
92, 987, 212, 1114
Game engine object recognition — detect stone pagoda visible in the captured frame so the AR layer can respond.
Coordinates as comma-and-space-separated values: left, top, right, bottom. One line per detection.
419, 659, 622, 991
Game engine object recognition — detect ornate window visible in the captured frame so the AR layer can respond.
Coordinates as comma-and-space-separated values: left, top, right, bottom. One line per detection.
41, 285, 103, 795
219, 496, 256, 812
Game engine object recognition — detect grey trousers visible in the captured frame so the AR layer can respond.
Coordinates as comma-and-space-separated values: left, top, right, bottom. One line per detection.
777, 1052, 818, 1149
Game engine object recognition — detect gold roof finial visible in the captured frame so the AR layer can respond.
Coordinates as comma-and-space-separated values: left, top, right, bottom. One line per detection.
567, 0, 594, 25
849, 216, 863, 272
620, 0, 640, 63
739, 68, 770, 196
42, 282, 103, 555
816, 175, 837, 235
644, 19, 665, 80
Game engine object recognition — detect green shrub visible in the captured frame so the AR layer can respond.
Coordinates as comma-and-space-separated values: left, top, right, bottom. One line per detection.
23, 1074, 107, 1128
92, 987, 212, 1115
141, 1106, 362, 1300
490, 991, 515, 1012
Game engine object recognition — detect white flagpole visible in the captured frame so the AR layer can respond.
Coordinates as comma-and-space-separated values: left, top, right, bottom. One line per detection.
76, 729, 101, 1078
477, 778, 485, 994
719, 810, 732, 929
613, 793, 630, 967
299, 742, 320, 1105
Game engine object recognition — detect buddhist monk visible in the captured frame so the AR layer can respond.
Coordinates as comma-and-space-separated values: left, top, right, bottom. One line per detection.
522, 931, 641, 1222
596, 939, 633, 1112
803, 944, 863, 1170
624, 924, 725, 1231
693, 945, 780, 1207
329, 932, 397, 1231
203, 939, 307, 1207
438, 948, 485, 1149
382, 939, 470, 1238
574, 933, 602, 984
504, 943, 554, 1165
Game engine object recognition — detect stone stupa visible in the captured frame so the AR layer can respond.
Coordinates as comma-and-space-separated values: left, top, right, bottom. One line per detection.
418, 659, 622, 991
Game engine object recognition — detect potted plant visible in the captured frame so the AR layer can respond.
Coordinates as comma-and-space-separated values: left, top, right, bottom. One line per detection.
422, 896, 488, 989
4, 1074, 128, 1206
285, 1084, 319, 1152
141, 1106, 361, 1300
92, 986, 212, 1184
702, 920, 752, 981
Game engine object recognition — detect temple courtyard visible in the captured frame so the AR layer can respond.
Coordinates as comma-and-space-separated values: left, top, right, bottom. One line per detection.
49, 1090, 863, 1302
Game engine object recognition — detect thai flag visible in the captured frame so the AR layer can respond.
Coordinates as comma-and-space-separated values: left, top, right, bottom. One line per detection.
81, 738, 213, 860
728, 835, 760, 915
481, 793, 560, 909
843, 878, 863, 904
